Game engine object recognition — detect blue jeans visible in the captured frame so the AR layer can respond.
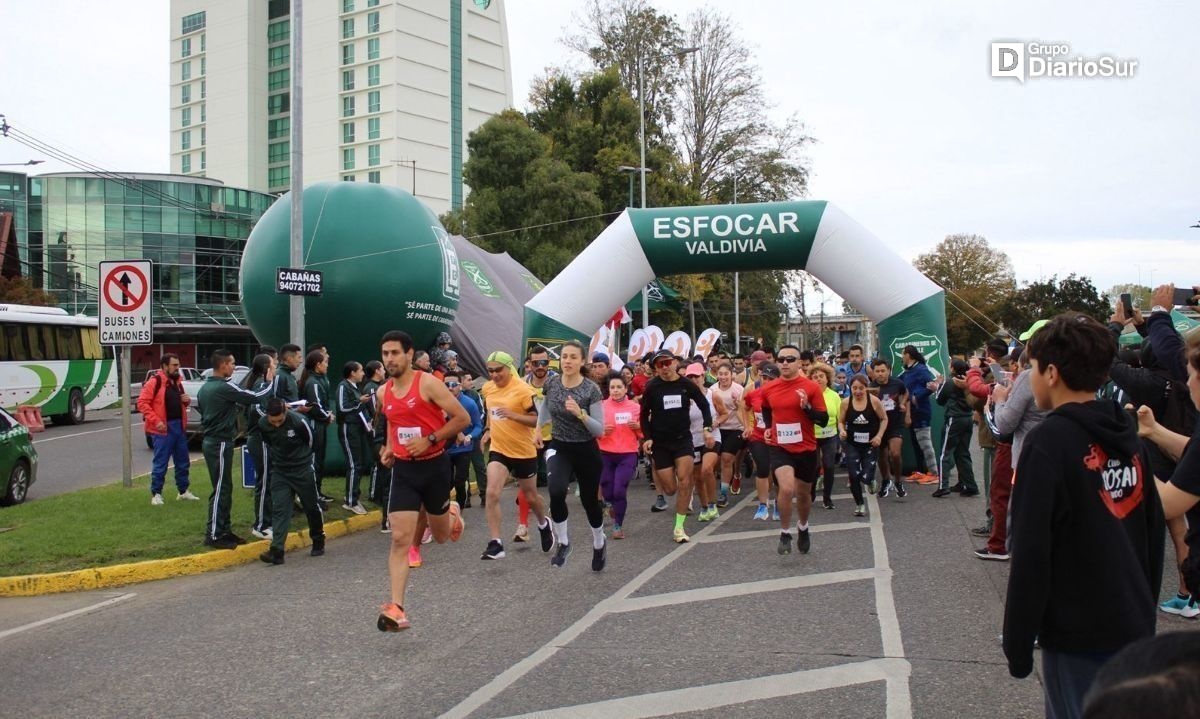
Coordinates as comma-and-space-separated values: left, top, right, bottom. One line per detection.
150, 419, 190, 495
1042, 649, 1112, 719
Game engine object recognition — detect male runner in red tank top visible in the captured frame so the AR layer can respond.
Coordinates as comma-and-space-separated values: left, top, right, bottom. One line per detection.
375, 330, 470, 632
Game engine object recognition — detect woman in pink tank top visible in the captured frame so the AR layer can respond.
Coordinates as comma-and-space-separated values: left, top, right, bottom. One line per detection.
598, 373, 642, 539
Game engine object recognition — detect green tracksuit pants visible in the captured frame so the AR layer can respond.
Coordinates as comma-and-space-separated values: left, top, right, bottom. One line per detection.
268, 466, 325, 553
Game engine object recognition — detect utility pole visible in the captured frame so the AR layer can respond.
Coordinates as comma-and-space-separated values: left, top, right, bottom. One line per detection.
288, 0, 305, 346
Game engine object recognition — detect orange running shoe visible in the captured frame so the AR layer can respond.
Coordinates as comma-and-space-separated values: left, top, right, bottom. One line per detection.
408, 545, 422, 568
377, 602, 410, 632
449, 501, 465, 542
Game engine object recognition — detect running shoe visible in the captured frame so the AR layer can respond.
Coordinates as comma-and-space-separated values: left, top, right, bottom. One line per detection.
673, 526, 690, 544
538, 521, 554, 552
753, 503, 769, 521
698, 506, 715, 522
950, 483, 966, 493
481, 539, 505, 560
770, 504, 780, 521
259, 548, 285, 565
591, 542, 607, 572
318, 493, 336, 504
421, 527, 434, 544
895, 482, 908, 498
854, 505, 866, 517
878, 481, 892, 499
612, 524, 625, 539
224, 532, 248, 545
866, 479, 877, 494
551, 542, 572, 567
513, 523, 529, 543
822, 499, 835, 510
960, 489, 980, 498
310, 536, 325, 556
204, 535, 239, 550
251, 527, 274, 540
931, 488, 952, 498
918, 473, 941, 485
651, 495, 668, 512
777, 532, 792, 555
151, 494, 164, 506
1159, 595, 1193, 615
377, 602, 410, 632
448, 501, 465, 541
905, 471, 925, 481
797, 528, 811, 554
716, 490, 729, 508
973, 548, 1009, 561
343, 502, 368, 515
971, 523, 993, 537
408, 545, 422, 568
1183, 599, 1200, 619
177, 490, 200, 501
730, 476, 742, 495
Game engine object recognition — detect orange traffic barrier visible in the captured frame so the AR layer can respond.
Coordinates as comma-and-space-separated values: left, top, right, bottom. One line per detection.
16, 405, 45, 433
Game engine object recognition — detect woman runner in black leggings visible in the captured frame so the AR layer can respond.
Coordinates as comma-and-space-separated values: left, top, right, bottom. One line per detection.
536, 340, 607, 570
838, 373, 888, 517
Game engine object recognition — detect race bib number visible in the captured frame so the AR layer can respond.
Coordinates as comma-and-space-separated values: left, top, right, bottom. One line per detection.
853, 431, 870, 444
615, 412, 632, 425
881, 396, 895, 412
490, 407, 506, 420
754, 412, 765, 429
395, 426, 422, 445
662, 395, 682, 410
776, 422, 803, 445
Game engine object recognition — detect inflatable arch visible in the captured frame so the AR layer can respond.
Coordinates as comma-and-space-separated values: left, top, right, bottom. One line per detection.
523, 201, 948, 379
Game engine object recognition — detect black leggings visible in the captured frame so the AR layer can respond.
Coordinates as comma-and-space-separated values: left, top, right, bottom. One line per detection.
812, 436, 838, 503
449, 452, 470, 505
547, 440, 604, 528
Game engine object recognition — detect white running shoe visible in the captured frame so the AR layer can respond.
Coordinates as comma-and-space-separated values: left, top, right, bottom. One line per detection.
421, 527, 433, 545
177, 490, 200, 501
343, 502, 368, 515
251, 527, 274, 540
151, 494, 164, 506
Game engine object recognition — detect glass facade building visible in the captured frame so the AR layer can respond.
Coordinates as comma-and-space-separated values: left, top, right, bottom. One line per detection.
0, 171, 30, 272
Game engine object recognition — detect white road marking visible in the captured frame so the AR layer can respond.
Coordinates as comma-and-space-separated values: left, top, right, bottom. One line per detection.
611, 568, 881, 614
0, 593, 136, 641
696, 522, 868, 544
33, 423, 144, 444
493, 658, 910, 719
867, 491, 912, 718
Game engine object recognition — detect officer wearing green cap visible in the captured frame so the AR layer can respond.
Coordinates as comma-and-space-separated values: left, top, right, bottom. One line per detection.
258, 398, 326, 565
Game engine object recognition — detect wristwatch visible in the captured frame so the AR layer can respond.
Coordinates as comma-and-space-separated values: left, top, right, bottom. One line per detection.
425, 433, 438, 444
1152, 305, 1170, 314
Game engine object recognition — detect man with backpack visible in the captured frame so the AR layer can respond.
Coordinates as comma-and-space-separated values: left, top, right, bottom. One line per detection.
137, 353, 199, 505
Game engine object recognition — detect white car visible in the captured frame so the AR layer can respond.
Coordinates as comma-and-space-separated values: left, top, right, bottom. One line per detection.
144, 366, 251, 448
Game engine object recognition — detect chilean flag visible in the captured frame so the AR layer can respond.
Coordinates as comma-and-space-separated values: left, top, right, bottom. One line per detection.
607, 306, 632, 328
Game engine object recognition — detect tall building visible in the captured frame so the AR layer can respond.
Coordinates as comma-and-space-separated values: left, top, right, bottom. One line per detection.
168, 0, 514, 215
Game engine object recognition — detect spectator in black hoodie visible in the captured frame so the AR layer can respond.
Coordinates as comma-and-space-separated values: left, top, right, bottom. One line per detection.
1003, 312, 1166, 719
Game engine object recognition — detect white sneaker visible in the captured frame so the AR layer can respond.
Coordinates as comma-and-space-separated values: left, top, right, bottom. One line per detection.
251, 527, 274, 540
1182, 599, 1200, 619
342, 502, 368, 515
177, 490, 200, 501
421, 527, 433, 545
151, 494, 164, 506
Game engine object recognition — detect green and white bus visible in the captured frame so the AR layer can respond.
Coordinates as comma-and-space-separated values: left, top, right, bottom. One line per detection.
0, 304, 118, 424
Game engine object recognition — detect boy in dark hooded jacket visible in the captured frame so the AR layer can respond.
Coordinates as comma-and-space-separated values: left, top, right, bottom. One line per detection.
1003, 312, 1165, 719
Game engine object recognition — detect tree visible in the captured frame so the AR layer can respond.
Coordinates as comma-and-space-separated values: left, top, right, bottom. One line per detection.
997, 274, 1111, 338
676, 8, 812, 203
1106, 283, 1151, 312
0, 276, 57, 306
914, 234, 1015, 352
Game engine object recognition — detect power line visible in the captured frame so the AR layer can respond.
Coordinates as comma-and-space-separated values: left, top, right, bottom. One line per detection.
464, 211, 621, 241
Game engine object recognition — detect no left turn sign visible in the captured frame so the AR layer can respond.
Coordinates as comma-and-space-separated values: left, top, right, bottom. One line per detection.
99, 259, 154, 345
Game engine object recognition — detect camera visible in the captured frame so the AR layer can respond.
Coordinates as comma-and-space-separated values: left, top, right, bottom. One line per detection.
1172, 286, 1199, 307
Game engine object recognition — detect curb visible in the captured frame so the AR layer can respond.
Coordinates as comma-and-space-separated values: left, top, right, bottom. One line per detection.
0, 510, 384, 598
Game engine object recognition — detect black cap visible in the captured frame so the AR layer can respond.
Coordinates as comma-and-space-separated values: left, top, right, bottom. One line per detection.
759, 362, 781, 379
650, 349, 675, 364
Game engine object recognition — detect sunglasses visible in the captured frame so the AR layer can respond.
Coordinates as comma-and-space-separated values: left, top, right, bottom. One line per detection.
778, 356, 800, 363
654, 360, 674, 368
486, 366, 505, 374
445, 381, 460, 388
531, 359, 550, 367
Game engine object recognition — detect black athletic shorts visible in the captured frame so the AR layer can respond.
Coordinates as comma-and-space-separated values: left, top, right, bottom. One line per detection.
884, 413, 905, 440
692, 443, 721, 464
719, 429, 745, 455
748, 440, 772, 479
388, 452, 452, 515
769, 446, 820, 484
488, 451, 538, 480
651, 436, 694, 470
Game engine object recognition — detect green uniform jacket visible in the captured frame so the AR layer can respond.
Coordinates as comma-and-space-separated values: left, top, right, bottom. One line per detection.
304, 374, 333, 425
935, 376, 974, 418
257, 411, 314, 472
335, 378, 370, 427
275, 366, 300, 402
244, 378, 272, 438
198, 376, 275, 440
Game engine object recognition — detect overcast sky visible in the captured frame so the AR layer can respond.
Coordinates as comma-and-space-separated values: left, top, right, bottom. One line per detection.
2, 0, 1197, 310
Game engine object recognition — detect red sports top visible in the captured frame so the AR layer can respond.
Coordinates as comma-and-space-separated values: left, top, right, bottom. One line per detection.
382, 371, 446, 460
760, 375, 826, 454
743, 387, 768, 444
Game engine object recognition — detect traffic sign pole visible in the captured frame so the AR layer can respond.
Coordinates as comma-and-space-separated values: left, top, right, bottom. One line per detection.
99, 259, 154, 490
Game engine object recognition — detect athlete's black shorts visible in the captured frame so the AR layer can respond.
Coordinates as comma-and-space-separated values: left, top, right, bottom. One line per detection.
388, 452, 452, 514
884, 413, 905, 440
748, 439, 772, 479
488, 451, 538, 480
692, 442, 720, 464
769, 446, 820, 484
719, 429, 745, 455
651, 436, 694, 470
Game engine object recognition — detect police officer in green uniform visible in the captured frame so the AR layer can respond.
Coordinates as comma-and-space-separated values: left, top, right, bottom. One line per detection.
335, 360, 372, 513
300, 350, 335, 503
198, 349, 275, 549
362, 360, 385, 508
274, 344, 303, 403
258, 398, 326, 565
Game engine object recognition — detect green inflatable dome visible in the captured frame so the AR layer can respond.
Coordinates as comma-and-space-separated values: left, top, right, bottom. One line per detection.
240, 182, 460, 366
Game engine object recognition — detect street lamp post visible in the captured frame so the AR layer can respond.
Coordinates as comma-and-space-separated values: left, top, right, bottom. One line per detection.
636, 44, 698, 328
0, 160, 44, 167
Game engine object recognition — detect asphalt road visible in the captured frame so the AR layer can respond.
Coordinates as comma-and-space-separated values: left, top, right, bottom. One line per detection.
28, 409, 198, 500
5, 458, 1194, 719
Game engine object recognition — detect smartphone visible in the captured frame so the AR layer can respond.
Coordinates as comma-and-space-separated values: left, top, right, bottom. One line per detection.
1173, 287, 1198, 306
988, 362, 1007, 385
1119, 293, 1133, 317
